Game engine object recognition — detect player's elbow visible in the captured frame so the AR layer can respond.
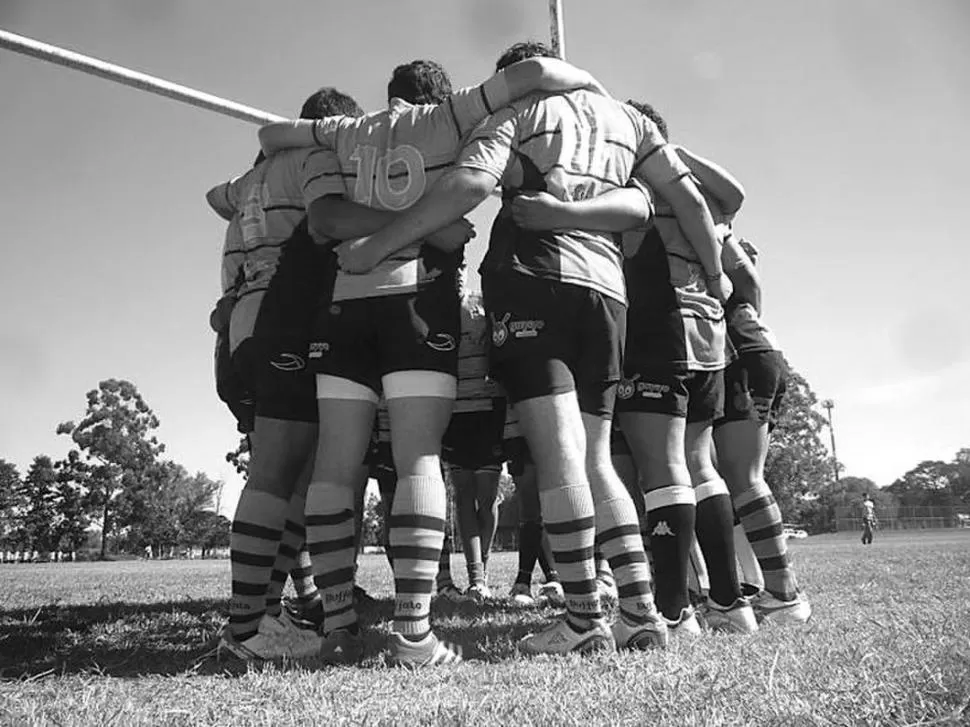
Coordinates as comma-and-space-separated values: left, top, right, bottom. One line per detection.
720, 183, 746, 217
206, 185, 233, 220
449, 169, 496, 211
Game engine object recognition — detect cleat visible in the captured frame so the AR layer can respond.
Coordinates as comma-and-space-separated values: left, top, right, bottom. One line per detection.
702, 597, 759, 634
597, 577, 619, 610
435, 584, 468, 603
612, 613, 668, 650
751, 590, 812, 625
509, 583, 536, 608
519, 617, 615, 656
318, 627, 363, 664
283, 596, 324, 628
662, 607, 702, 639
536, 581, 566, 608
466, 583, 492, 603
218, 613, 321, 661
388, 631, 463, 668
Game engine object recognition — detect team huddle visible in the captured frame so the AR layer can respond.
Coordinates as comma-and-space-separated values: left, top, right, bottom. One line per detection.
207, 41, 810, 668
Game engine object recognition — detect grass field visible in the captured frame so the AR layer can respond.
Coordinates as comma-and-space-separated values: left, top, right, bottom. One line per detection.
1, 531, 969, 726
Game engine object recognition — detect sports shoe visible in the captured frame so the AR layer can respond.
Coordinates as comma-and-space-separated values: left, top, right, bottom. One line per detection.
612, 613, 668, 650
519, 617, 615, 656
318, 627, 364, 665
466, 583, 492, 603
597, 576, 619, 610
283, 596, 324, 628
509, 582, 536, 608
751, 590, 812, 625
435, 584, 468, 602
536, 581, 566, 608
662, 606, 702, 639
702, 597, 759, 634
387, 631, 463, 667
218, 613, 321, 661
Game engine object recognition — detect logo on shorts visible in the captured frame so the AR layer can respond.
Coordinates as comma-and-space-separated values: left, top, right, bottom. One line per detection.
329, 304, 341, 316
491, 312, 511, 347
269, 352, 306, 371
426, 332, 456, 352
617, 375, 640, 400
510, 318, 545, 339
637, 382, 669, 400
308, 342, 330, 360
651, 520, 675, 537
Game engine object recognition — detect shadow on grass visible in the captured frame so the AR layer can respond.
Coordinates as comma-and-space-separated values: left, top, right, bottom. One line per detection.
0, 595, 565, 677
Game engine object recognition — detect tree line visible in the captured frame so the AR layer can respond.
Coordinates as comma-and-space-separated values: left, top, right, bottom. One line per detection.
0, 379, 230, 561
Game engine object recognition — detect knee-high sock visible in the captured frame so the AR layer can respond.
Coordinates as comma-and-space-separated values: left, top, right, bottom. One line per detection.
306, 481, 357, 632
596, 495, 657, 623
266, 495, 316, 615
540, 485, 600, 626
390, 475, 446, 638
436, 532, 455, 591
229, 489, 289, 639
644, 485, 695, 621
694, 478, 742, 606
734, 481, 797, 599
516, 520, 542, 586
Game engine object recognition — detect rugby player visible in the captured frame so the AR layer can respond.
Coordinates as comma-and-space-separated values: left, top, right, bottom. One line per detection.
207, 88, 365, 660
861, 494, 876, 545
714, 233, 812, 622
321, 40, 735, 655
257, 55, 611, 667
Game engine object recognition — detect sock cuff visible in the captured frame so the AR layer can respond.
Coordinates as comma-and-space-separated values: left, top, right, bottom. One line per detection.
306, 481, 354, 513
733, 480, 773, 509
644, 485, 695, 511
595, 495, 639, 528
540, 484, 594, 523
694, 478, 730, 503
392, 474, 446, 517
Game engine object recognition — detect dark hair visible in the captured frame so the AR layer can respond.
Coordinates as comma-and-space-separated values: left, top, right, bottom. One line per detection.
299, 87, 364, 119
387, 60, 453, 105
626, 99, 669, 141
495, 41, 557, 72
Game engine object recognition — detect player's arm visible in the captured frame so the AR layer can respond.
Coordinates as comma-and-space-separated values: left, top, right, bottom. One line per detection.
206, 181, 235, 221
491, 57, 607, 106
674, 146, 745, 217
721, 229, 761, 313
510, 184, 652, 232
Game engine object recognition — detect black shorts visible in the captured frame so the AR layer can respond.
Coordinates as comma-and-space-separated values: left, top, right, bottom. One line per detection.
231, 336, 318, 423
482, 273, 625, 418
616, 367, 724, 423
309, 274, 461, 394
504, 436, 532, 477
716, 350, 788, 428
610, 421, 632, 457
442, 405, 507, 471
215, 333, 255, 434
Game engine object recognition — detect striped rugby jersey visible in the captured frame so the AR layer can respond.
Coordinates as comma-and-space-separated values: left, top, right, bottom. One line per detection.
454, 297, 503, 415
722, 240, 781, 357
220, 215, 245, 299
457, 90, 689, 304
212, 148, 342, 351
304, 85, 499, 301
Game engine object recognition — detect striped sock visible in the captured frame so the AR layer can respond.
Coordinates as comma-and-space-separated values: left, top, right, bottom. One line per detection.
596, 496, 657, 623
467, 559, 485, 588
229, 489, 289, 640
735, 482, 797, 600
390, 475, 446, 638
540, 485, 600, 627
436, 535, 455, 591
644, 485, 695, 621
694, 478, 742, 606
265, 495, 314, 616
734, 523, 764, 592
306, 480, 357, 632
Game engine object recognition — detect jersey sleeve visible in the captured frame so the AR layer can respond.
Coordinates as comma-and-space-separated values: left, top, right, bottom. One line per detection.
455, 107, 518, 182
444, 83, 501, 139
630, 113, 692, 188
309, 115, 356, 149
301, 148, 345, 206
220, 216, 245, 296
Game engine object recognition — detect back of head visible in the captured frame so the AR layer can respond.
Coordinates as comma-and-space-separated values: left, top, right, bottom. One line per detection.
495, 41, 557, 72
626, 99, 669, 141
299, 87, 364, 120
387, 60, 453, 105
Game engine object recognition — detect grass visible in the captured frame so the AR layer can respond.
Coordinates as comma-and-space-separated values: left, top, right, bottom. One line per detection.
1, 531, 969, 726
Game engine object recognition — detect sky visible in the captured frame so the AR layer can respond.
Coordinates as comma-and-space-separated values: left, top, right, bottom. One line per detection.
1, 0, 968, 516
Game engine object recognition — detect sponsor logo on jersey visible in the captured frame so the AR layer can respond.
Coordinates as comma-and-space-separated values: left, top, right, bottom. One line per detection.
490, 312, 511, 347
651, 521, 675, 537
269, 352, 306, 372
426, 332, 456, 352
308, 342, 330, 360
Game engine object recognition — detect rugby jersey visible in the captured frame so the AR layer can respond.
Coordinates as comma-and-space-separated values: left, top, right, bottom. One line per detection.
457, 90, 690, 305
722, 237, 781, 356
220, 215, 245, 298
212, 148, 342, 351
622, 180, 726, 372
304, 84, 500, 301
454, 297, 503, 414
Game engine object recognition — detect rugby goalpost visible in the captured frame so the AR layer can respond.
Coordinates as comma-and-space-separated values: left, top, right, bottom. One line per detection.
0, 3, 567, 123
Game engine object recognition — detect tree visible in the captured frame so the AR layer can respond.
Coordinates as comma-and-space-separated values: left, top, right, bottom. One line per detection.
360, 492, 385, 548
764, 366, 839, 520
17, 456, 60, 556
51, 451, 93, 557
57, 379, 165, 559
0, 459, 23, 553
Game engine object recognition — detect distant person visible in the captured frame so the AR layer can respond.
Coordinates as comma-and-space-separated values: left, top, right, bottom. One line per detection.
861, 495, 876, 545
